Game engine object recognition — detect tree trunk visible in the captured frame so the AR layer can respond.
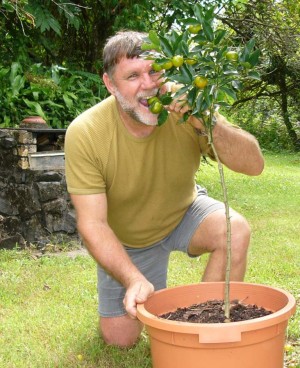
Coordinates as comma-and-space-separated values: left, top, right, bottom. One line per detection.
279, 73, 300, 151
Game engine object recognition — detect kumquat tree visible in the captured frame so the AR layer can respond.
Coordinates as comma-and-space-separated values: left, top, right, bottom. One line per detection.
142, 4, 261, 320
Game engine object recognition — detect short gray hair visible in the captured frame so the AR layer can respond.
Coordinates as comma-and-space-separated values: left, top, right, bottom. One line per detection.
103, 31, 147, 77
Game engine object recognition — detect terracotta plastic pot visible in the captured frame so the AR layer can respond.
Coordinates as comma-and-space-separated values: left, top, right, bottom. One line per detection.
137, 282, 296, 368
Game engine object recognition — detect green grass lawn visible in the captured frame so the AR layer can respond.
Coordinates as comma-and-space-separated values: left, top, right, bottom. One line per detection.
0, 152, 299, 367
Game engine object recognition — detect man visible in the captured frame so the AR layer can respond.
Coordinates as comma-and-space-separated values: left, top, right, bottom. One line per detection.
64, 31, 264, 348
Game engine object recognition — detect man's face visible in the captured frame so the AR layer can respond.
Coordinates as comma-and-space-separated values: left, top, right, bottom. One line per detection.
106, 57, 163, 126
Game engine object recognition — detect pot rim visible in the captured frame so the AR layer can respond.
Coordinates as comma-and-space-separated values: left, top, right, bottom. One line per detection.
136, 282, 296, 334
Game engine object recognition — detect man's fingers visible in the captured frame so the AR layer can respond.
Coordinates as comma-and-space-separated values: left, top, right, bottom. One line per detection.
123, 294, 138, 319
135, 284, 154, 303
168, 96, 188, 113
123, 281, 154, 319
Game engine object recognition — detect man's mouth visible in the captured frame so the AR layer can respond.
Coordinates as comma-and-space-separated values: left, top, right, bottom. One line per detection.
138, 89, 158, 108
139, 99, 148, 107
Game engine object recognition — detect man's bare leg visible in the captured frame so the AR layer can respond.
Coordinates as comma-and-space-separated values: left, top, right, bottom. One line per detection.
188, 209, 251, 281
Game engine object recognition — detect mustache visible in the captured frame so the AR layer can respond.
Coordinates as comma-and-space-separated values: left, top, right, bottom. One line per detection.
137, 89, 159, 99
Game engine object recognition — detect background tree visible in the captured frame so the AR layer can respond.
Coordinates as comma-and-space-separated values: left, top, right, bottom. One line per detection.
219, 0, 300, 151
0, 0, 229, 71
1, 0, 300, 151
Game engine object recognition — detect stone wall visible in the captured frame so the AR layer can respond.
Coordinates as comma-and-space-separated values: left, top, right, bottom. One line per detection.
0, 127, 79, 249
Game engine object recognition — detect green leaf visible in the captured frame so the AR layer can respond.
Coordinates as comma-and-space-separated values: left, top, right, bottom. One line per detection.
187, 87, 197, 106
232, 80, 243, 90
202, 20, 214, 42
141, 43, 160, 51
158, 35, 174, 57
0, 68, 9, 78
31, 4, 62, 35
248, 50, 260, 67
194, 4, 204, 24
203, 88, 213, 107
180, 17, 200, 26
180, 41, 190, 56
63, 94, 73, 109
246, 38, 256, 53
195, 93, 209, 113
214, 29, 227, 45
23, 99, 46, 119
160, 94, 173, 105
168, 74, 191, 84
173, 40, 183, 55
64, 91, 78, 100
10, 62, 22, 85
216, 45, 228, 60
178, 112, 190, 124
41, 100, 64, 108
215, 100, 231, 108
31, 91, 38, 100
183, 112, 190, 122
223, 70, 239, 76
172, 85, 190, 100
180, 64, 194, 83
219, 86, 237, 101
240, 38, 256, 62
48, 17, 61, 35
157, 109, 169, 126
72, 70, 101, 84
11, 75, 25, 97
149, 30, 160, 45
204, 6, 216, 22
248, 71, 261, 80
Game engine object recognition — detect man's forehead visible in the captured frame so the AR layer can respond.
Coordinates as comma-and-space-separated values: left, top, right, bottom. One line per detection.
118, 56, 153, 65
117, 56, 152, 69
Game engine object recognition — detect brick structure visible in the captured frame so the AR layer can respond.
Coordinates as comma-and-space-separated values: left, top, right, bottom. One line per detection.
0, 123, 79, 249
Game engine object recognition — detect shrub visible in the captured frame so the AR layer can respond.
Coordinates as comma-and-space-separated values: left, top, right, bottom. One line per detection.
0, 62, 108, 128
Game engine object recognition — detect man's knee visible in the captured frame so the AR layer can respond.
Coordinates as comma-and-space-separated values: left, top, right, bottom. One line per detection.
99, 315, 143, 348
230, 213, 251, 256
210, 211, 251, 256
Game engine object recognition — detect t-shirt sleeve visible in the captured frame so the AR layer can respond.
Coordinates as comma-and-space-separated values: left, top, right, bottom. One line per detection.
64, 121, 106, 195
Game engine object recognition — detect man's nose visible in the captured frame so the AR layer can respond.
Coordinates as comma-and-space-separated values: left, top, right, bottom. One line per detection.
141, 73, 157, 89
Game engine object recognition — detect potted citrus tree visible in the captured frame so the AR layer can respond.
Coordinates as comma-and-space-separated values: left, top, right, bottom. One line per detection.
137, 4, 296, 368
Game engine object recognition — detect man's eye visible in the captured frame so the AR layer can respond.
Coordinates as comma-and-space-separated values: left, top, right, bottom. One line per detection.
128, 73, 138, 79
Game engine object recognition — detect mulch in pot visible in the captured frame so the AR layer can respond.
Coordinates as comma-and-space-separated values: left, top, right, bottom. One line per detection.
159, 299, 273, 323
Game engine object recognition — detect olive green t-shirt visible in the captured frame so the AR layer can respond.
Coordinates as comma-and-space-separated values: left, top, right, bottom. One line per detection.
65, 96, 210, 248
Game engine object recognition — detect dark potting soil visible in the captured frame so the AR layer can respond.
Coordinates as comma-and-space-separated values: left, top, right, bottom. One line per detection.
159, 299, 273, 323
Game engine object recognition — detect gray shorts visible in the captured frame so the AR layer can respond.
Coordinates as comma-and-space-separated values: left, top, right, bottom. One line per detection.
97, 186, 224, 317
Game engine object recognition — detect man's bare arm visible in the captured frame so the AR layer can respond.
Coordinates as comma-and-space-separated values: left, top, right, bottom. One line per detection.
166, 86, 264, 176
194, 113, 265, 176
71, 193, 154, 317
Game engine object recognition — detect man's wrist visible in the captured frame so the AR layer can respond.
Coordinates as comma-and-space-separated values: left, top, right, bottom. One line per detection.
194, 115, 217, 136
194, 128, 206, 136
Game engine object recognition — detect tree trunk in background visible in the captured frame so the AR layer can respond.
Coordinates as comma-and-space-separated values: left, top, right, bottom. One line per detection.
279, 73, 300, 151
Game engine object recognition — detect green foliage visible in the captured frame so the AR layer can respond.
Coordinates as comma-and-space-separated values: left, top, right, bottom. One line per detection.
221, 0, 300, 151
28, 4, 62, 35
24, 0, 82, 35
0, 1, 82, 65
1, 0, 299, 149
143, 4, 261, 129
0, 62, 107, 128
229, 100, 295, 151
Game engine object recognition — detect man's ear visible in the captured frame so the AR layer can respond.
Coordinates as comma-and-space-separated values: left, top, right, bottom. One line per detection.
103, 73, 116, 95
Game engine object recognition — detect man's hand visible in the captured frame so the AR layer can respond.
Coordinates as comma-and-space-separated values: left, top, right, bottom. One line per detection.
162, 82, 206, 130
123, 279, 155, 319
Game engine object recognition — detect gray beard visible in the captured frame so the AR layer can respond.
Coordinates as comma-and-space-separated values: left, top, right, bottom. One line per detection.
114, 89, 158, 126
